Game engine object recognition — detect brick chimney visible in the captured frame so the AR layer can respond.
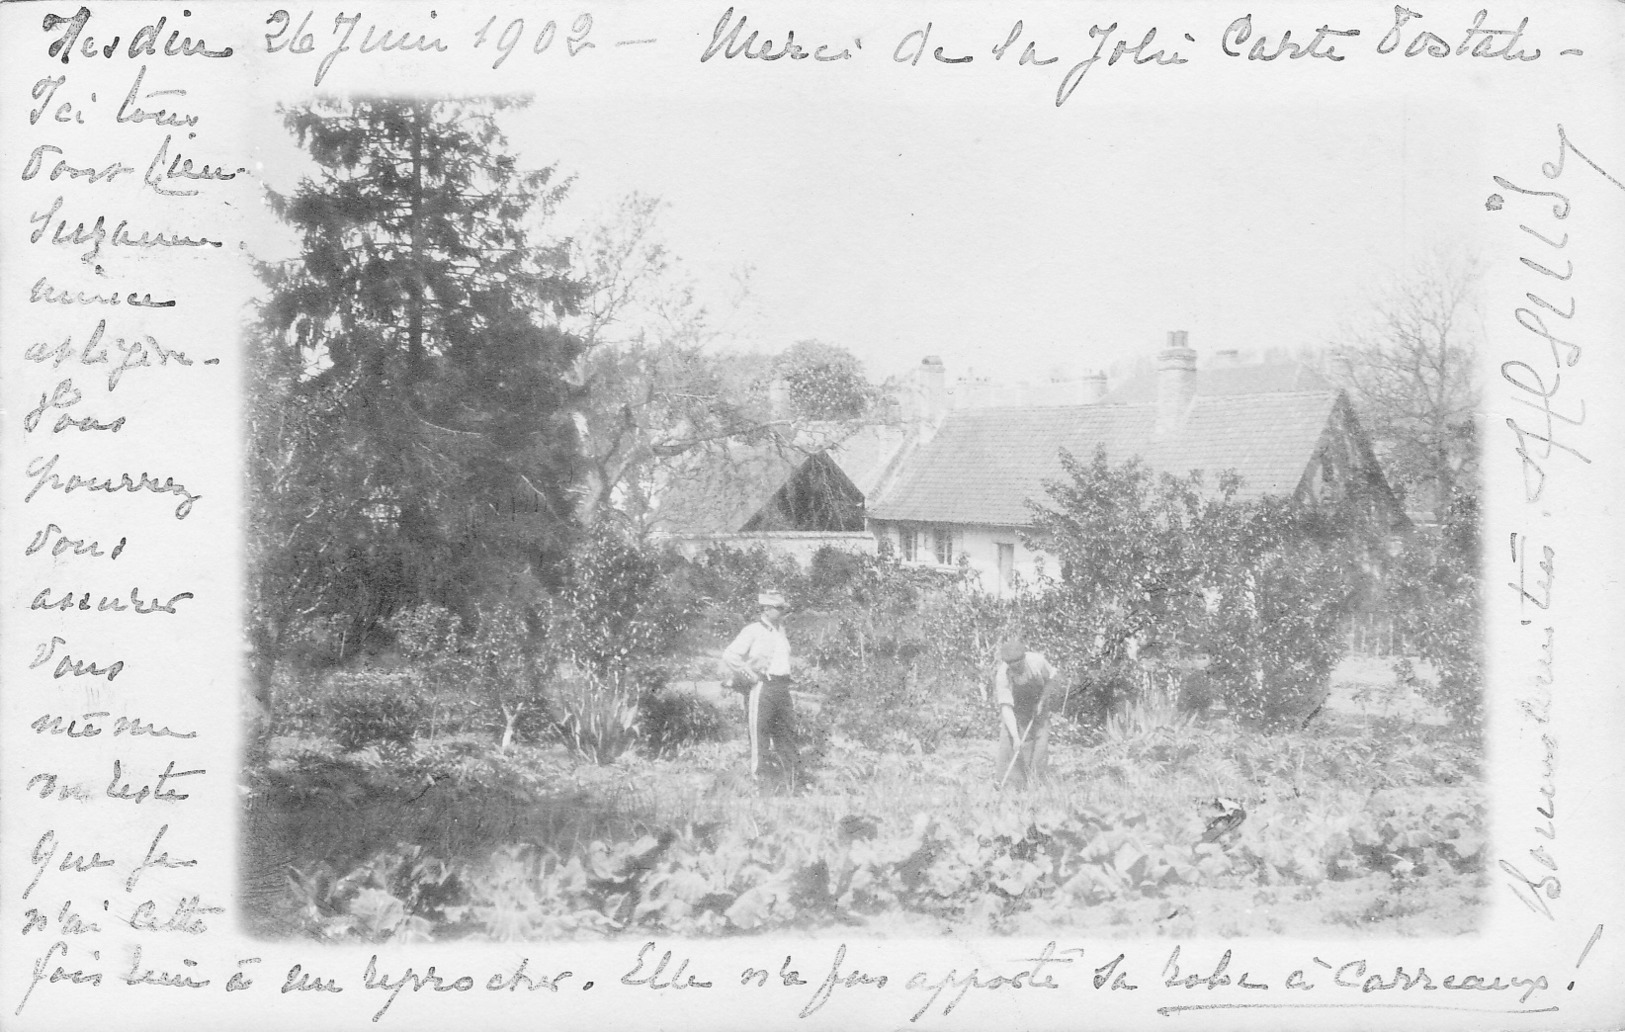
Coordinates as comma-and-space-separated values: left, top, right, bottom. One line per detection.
1079, 371, 1108, 404
1156, 330, 1196, 434
918, 356, 946, 424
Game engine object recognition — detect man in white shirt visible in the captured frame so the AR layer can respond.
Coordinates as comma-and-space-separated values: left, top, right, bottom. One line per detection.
722, 590, 797, 786
991, 639, 1059, 789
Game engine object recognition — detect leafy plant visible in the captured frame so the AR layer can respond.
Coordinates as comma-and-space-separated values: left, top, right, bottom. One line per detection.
326, 671, 430, 751
1386, 493, 1483, 731
1027, 449, 1375, 730
554, 675, 641, 765
637, 685, 730, 757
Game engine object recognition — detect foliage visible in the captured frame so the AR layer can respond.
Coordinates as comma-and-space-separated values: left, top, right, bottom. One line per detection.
325, 671, 431, 751
1328, 248, 1482, 522
772, 339, 884, 420
1027, 448, 1373, 729
1385, 493, 1484, 730
267, 775, 1484, 942
248, 687, 1486, 942
662, 543, 805, 640
247, 96, 584, 704
554, 523, 694, 686
638, 686, 731, 757
553, 674, 642, 765
387, 600, 553, 750
807, 662, 982, 756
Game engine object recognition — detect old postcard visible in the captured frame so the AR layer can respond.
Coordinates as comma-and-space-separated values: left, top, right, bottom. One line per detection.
2, 0, 1621, 1028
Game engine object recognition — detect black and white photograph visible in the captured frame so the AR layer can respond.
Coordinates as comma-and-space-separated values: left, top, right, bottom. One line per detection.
3, 1, 1622, 1029
239, 83, 1491, 944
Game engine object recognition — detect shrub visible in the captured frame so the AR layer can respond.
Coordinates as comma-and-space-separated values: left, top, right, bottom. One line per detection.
1207, 540, 1361, 729
387, 601, 552, 750
637, 679, 731, 757
805, 545, 867, 605
1026, 449, 1371, 730
556, 524, 693, 687
809, 661, 979, 755
326, 671, 431, 751
1386, 494, 1483, 730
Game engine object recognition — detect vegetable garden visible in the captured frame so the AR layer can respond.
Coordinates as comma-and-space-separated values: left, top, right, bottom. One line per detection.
242, 504, 1486, 942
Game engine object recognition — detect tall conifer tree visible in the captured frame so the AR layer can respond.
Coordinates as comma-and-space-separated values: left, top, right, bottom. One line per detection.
248, 97, 584, 695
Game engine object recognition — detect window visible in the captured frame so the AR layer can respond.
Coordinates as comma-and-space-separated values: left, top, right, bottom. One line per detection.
898, 525, 917, 562
933, 527, 954, 566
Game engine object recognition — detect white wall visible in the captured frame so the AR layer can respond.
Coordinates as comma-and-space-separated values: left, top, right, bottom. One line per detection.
870, 520, 1052, 596
656, 531, 876, 568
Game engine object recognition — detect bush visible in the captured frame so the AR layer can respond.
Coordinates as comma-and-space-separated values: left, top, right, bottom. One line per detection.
809, 661, 982, 755
556, 524, 693, 687
1055, 659, 1140, 729
387, 601, 552, 750
1207, 541, 1360, 729
327, 671, 431, 751
1387, 494, 1483, 730
805, 545, 866, 606
1026, 449, 1371, 730
638, 681, 731, 757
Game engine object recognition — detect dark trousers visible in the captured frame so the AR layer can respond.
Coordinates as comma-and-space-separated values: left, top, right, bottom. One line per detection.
748, 676, 797, 782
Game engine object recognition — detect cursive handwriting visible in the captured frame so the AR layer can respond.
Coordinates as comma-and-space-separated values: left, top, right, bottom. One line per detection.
30, 585, 195, 614
127, 895, 223, 934
116, 64, 200, 126
29, 194, 224, 264
13, 941, 102, 1017
25, 453, 200, 519
43, 6, 232, 64
701, 8, 855, 62
23, 378, 126, 434
26, 319, 201, 391
25, 828, 115, 900
799, 943, 887, 1018
20, 142, 135, 184
32, 712, 198, 739
106, 762, 205, 805
30, 636, 124, 680
121, 945, 210, 988
30, 276, 176, 307
24, 522, 127, 559
363, 955, 477, 1022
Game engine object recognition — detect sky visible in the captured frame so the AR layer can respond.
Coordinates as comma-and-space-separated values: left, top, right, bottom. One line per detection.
529, 96, 1483, 383
245, 10, 1488, 388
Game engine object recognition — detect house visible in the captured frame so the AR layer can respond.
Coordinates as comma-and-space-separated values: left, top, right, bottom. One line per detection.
865, 333, 1406, 594
647, 425, 911, 565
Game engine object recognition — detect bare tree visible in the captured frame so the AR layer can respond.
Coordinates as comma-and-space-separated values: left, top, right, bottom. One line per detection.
1329, 249, 1483, 523
565, 193, 785, 528
566, 195, 878, 532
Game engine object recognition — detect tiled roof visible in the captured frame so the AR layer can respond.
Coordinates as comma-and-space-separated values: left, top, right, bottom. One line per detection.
867, 391, 1340, 526
650, 444, 808, 534
823, 424, 913, 497
651, 421, 913, 534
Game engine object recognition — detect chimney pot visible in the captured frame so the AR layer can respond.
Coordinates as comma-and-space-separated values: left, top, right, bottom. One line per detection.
1156, 331, 1197, 434
917, 355, 947, 426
